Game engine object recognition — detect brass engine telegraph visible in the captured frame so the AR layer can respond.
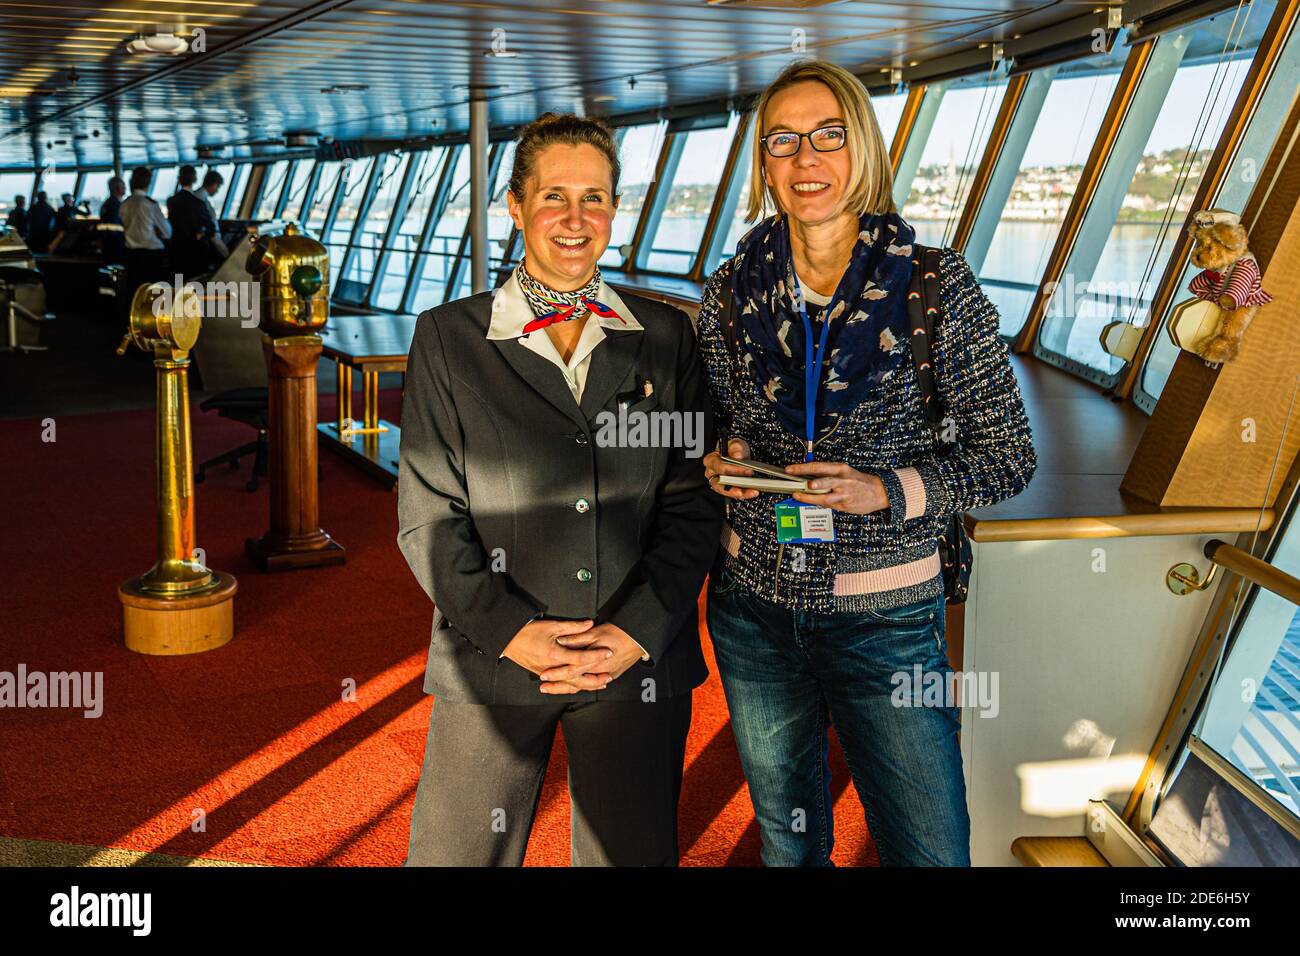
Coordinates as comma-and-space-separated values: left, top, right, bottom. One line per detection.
116, 282, 237, 654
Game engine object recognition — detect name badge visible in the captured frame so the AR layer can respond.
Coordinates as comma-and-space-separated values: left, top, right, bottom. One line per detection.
774, 498, 836, 543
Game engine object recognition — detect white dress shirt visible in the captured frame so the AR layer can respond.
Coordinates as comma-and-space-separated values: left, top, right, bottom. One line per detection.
485, 270, 651, 662
486, 271, 643, 401
120, 189, 172, 250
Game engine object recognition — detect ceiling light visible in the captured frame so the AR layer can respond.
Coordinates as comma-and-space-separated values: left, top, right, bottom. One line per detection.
145, 33, 187, 54
126, 32, 188, 56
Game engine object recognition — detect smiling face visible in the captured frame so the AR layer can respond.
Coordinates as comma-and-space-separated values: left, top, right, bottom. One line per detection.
761, 79, 854, 228
507, 143, 617, 291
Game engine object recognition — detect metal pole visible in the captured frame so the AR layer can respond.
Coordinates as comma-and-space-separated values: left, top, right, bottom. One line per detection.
469, 94, 489, 294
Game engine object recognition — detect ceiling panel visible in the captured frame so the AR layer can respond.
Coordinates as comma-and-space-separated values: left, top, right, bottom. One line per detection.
0, 0, 1090, 168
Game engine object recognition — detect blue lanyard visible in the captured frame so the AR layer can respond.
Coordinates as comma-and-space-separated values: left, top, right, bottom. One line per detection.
790, 270, 834, 462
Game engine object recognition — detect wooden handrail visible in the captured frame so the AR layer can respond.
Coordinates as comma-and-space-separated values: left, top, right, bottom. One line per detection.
1204, 538, 1300, 605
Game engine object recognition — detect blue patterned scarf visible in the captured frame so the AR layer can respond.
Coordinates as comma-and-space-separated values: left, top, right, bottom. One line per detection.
729, 210, 917, 444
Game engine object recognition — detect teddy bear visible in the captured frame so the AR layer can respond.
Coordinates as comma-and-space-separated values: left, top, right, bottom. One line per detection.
1186, 208, 1272, 364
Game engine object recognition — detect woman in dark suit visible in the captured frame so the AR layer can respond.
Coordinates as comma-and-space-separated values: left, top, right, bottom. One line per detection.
397, 113, 722, 866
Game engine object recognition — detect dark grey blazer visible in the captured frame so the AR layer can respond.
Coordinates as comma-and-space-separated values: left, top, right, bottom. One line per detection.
397, 288, 723, 705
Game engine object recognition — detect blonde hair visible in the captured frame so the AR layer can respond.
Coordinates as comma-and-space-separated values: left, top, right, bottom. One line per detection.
745, 60, 895, 222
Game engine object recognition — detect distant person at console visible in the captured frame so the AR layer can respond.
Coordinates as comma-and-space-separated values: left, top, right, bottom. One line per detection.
167, 163, 231, 277
195, 169, 225, 226
26, 191, 57, 253
5, 195, 27, 239
120, 166, 171, 294
164, 165, 195, 221
167, 165, 227, 277
55, 193, 79, 232
100, 177, 126, 225
99, 177, 127, 264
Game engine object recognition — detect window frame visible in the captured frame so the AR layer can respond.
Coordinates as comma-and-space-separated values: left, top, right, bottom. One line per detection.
1034, 15, 1275, 390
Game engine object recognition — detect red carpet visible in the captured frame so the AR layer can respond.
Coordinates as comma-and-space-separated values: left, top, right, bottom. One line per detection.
0, 388, 878, 865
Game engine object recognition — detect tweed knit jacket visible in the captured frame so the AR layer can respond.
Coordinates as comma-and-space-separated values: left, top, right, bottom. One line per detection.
698, 246, 1037, 613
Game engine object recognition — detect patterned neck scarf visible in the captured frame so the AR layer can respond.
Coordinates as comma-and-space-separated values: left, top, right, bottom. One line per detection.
729, 210, 917, 443
515, 261, 624, 334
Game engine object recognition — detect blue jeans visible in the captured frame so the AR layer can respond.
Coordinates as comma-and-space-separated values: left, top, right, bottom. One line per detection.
706, 569, 970, 866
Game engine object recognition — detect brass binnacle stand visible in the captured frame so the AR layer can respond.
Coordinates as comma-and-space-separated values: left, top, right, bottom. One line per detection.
243, 223, 345, 571
116, 282, 237, 655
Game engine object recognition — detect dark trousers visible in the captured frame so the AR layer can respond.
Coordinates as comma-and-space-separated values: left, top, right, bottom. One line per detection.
405, 693, 692, 866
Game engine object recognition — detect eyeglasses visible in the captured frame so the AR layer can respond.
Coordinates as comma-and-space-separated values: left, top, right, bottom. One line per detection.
760, 125, 848, 158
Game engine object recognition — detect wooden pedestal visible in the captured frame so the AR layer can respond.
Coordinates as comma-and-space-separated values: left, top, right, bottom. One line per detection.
247, 334, 345, 571
118, 572, 238, 656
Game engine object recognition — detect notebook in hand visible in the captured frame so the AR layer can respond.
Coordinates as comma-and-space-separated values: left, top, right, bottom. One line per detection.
716, 456, 829, 495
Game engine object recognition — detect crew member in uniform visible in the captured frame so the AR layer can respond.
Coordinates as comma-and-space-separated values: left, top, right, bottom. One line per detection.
119, 167, 171, 301
397, 112, 722, 866
25, 191, 56, 253
55, 193, 78, 232
166, 165, 226, 277
100, 177, 127, 264
5, 194, 27, 238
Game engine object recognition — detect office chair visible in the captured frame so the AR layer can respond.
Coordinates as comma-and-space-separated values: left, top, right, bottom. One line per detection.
195, 387, 269, 492
0, 266, 51, 353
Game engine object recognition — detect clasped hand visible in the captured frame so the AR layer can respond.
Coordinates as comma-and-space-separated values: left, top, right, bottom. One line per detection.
501, 618, 644, 695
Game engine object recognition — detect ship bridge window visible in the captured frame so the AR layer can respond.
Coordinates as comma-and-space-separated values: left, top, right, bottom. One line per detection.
962, 47, 1127, 338
280, 160, 315, 221
599, 121, 667, 270
0, 172, 32, 221
638, 113, 741, 275
149, 166, 178, 201
323, 155, 375, 283
220, 164, 249, 218
1139, 0, 1299, 410
896, 74, 1009, 249
1153, 488, 1300, 861
871, 90, 908, 147
1038, 5, 1274, 383
409, 146, 469, 310
37, 167, 78, 206
371, 147, 449, 311
304, 160, 346, 237
446, 142, 516, 303
75, 171, 112, 219
337, 152, 409, 298
253, 160, 292, 220
710, 117, 759, 271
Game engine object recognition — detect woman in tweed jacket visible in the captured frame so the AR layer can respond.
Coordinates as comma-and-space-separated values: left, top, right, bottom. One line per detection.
699, 60, 1036, 866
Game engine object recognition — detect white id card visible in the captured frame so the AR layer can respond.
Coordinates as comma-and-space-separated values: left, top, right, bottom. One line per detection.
775, 498, 836, 543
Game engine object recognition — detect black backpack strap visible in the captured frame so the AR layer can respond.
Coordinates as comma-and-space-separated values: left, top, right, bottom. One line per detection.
718, 256, 738, 361
905, 243, 945, 432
